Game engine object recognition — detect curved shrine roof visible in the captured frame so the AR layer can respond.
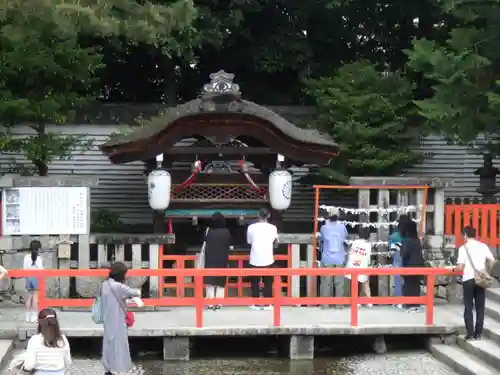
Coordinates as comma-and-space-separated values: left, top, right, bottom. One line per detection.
101, 71, 339, 165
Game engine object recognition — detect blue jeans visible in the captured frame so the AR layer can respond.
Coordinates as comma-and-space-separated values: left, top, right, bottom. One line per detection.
392, 252, 402, 297
26, 277, 39, 291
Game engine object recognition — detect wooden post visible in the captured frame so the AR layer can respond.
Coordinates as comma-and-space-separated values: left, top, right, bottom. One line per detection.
115, 245, 125, 262
58, 234, 71, 298
358, 189, 370, 297
416, 189, 426, 232
149, 244, 160, 298
397, 191, 410, 214
306, 244, 316, 297
76, 234, 90, 296
434, 187, 445, 237
290, 244, 301, 298
376, 189, 390, 297
97, 242, 107, 269
392, 190, 410, 294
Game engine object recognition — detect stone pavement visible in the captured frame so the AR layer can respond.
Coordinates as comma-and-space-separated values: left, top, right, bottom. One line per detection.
0, 302, 465, 338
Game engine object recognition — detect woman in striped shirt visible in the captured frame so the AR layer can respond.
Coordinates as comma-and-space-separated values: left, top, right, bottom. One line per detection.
22, 308, 72, 375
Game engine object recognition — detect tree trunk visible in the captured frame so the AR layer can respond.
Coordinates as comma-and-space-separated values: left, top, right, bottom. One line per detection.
34, 124, 48, 176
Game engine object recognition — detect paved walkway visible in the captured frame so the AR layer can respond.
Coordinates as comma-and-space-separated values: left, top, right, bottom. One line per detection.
0, 302, 465, 338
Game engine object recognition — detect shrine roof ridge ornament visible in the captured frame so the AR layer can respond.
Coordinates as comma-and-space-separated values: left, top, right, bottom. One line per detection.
202, 70, 241, 96
100, 71, 339, 165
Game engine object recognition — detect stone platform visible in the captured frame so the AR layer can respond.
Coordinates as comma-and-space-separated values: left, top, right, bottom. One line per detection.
0, 304, 465, 360
0, 304, 464, 337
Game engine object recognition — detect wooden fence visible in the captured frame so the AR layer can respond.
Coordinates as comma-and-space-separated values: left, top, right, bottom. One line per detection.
445, 202, 500, 250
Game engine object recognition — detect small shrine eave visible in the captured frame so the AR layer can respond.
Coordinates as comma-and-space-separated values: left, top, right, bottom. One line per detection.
100, 71, 339, 165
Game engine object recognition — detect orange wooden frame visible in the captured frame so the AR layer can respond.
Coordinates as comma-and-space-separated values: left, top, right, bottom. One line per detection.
312, 184, 430, 296
445, 203, 500, 248
159, 244, 293, 298
8, 266, 458, 328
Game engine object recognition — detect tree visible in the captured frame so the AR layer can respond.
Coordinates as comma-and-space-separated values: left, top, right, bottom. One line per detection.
405, 0, 500, 157
0, 4, 104, 175
0, 0, 197, 175
305, 60, 424, 180
0, 0, 197, 47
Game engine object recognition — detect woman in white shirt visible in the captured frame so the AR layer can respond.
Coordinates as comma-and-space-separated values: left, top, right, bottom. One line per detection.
345, 229, 373, 307
22, 308, 72, 375
23, 240, 43, 323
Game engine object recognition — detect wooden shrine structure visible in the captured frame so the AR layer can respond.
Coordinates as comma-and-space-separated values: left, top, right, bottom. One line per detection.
100, 70, 339, 249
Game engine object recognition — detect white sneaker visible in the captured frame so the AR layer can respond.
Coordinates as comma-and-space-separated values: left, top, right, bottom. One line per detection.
262, 305, 273, 311
249, 305, 261, 311
396, 304, 403, 309
366, 304, 373, 308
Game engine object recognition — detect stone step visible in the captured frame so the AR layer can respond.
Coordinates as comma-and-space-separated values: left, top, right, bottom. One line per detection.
429, 343, 500, 375
0, 340, 13, 372
486, 288, 500, 304
485, 298, 500, 323
457, 336, 500, 369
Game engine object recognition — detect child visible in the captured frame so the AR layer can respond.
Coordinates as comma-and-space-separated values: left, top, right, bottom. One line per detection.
23, 240, 43, 323
345, 228, 373, 307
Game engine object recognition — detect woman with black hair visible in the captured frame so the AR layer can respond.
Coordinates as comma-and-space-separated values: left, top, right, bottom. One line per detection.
388, 215, 410, 309
23, 240, 43, 323
101, 261, 141, 375
400, 220, 425, 313
203, 212, 232, 310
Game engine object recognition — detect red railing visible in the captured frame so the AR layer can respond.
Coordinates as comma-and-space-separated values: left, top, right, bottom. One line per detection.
8, 267, 459, 328
159, 245, 292, 297
445, 203, 500, 248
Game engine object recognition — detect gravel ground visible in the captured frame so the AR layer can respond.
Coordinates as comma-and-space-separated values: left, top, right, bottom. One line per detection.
2, 351, 458, 375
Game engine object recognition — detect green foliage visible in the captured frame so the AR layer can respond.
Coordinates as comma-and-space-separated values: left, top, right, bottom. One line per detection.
0, 0, 197, 47
91, 209, 125, 233
405, 0, 500, 155
0, 0, 197, 175
0, 3, 103, 175
306, 61, 424, 178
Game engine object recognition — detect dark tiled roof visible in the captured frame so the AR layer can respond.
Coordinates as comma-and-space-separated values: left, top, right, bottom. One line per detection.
102, 99, 337, 149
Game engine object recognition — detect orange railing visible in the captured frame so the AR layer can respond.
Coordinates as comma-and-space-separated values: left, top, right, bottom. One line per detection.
8, 267, 459, 328
445, 203, 500, 248
159, 245, 293, 298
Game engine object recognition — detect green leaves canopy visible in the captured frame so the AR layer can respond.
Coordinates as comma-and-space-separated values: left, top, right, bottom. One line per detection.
0, 0, 197, 175
306, 61, 423, 179
406, 0, 500, 154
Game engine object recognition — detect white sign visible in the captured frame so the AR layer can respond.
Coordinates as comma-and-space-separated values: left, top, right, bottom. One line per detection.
2, 187, 89, 235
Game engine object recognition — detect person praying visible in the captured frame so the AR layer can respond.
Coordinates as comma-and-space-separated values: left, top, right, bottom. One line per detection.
388, 215, 410, 309
318, 213, 348, 308
345, 228, 373, 307
400, 220, 425, 313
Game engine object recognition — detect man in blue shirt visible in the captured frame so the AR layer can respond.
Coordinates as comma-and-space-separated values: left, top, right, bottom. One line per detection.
318, 214, 348, 308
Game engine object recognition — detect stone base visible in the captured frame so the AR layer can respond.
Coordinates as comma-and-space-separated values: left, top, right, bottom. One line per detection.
428, 335, 457, 346
289, 335, 314, 360
446, 283, 463, 305
372, 335, 387, 354
163, 337, 190, 361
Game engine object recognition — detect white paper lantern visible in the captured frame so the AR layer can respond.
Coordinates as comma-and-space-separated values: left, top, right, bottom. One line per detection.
148, 169, 171, 210
269, 169, 292, 210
